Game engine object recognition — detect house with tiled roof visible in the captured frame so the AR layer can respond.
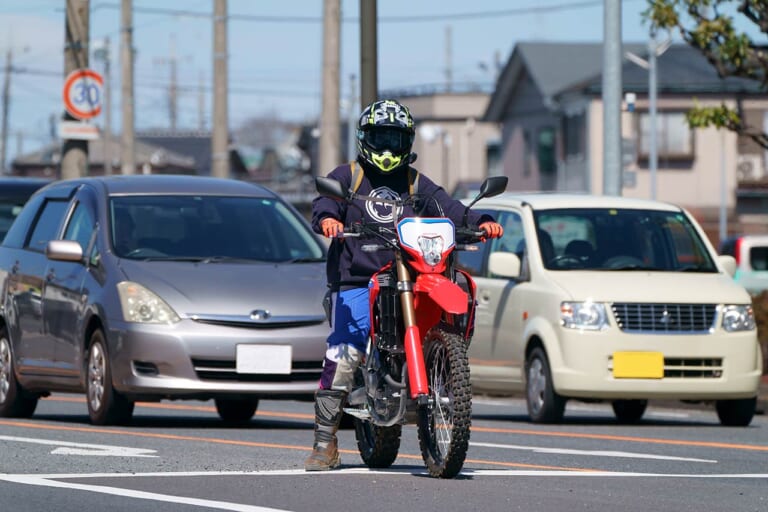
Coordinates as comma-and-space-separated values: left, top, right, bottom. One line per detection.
484, 42, 768, 242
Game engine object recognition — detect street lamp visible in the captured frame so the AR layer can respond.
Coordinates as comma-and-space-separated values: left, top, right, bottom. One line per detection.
625, 30, 671, 201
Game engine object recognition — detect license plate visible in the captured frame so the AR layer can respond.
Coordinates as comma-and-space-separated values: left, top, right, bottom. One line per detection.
236, 345, 292, 374
612, 351, 663, 379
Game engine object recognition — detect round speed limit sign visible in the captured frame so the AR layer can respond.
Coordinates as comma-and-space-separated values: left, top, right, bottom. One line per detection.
62, 69, 104, 120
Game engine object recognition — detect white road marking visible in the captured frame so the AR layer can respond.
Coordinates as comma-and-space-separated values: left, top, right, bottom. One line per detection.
0, 475, 288, 512
470, 441, 717, 463
0, 435, 158, 457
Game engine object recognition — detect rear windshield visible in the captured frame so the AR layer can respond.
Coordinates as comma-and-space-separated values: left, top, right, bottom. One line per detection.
110, 195, 325, 262
533, 208, 717, 272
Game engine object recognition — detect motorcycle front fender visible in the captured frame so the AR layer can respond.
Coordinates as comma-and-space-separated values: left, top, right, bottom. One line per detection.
414, 273, 468, 315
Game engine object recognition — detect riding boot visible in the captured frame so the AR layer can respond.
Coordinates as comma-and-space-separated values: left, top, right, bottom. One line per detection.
304, 389, 347, 471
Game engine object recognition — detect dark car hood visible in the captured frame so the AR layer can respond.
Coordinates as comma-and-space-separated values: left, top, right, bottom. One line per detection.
117, 260, 328, 317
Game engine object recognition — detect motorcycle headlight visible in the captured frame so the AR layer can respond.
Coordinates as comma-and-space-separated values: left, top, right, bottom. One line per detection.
561, 301, 608, 331
117, 281, 180, 324
721, 304, 755, 332
417, 234, 444, 266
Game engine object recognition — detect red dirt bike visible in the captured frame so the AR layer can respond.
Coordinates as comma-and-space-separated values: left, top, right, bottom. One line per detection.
315, 175, 507, 478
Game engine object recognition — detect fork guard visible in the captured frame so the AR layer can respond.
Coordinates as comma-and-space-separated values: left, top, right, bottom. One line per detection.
414, 273, 468, 314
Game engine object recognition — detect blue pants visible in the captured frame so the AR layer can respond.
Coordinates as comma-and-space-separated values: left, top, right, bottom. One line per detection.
319, 287, 369, 390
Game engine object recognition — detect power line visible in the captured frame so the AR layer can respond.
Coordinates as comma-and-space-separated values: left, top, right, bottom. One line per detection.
89, 0, 639, 23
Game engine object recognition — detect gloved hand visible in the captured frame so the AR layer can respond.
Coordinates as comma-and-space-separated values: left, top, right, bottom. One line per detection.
479, 221, 504, 241
321, 217, 344, 238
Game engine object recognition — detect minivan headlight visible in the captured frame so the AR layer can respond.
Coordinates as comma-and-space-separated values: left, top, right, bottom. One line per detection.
561, 301, 608, 330
117, 281, 180, 324
721, 305, 755, 332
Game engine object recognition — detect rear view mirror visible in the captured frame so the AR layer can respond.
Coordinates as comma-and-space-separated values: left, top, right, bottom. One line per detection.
466, 176, 508, 209
315, 177, 349, 201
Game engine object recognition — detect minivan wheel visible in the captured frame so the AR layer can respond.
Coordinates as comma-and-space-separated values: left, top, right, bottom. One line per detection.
214, 398, 259, 424
715, 397, 756, 427
525, 347, 565, 424
612, 399, 647, 424
86, 330, 134, 425
0, 331, 38, 418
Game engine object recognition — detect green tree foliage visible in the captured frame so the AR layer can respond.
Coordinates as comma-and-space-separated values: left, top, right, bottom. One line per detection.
646, 0, 768, 149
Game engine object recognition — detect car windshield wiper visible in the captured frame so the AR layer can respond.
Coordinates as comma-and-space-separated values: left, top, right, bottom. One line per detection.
283, 257, 326, 263
604, 264, 660, 271
138, 256, 261, 263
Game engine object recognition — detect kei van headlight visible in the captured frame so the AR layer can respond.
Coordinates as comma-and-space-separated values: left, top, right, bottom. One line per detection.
721, 305, 755, 332
117, 281, 180, 324
560, 301, 608, 330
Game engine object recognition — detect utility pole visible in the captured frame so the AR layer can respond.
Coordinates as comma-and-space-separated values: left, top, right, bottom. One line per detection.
155, 36, 179, 132
319, 0, 341, 177
360, 0, 377, 107
444, 25, 452, 92
212, 0, 229, 178
198, 70, 205, 130
62, 0, 90, 180
94, 37, 112, 175
121, 0, 135, 174
602, 0, 622, 196
0, 47, 11, 174
347, 74, 357, 162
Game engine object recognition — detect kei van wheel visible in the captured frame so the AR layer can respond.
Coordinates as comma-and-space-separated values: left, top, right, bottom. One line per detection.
715, 397, 756, 427
525, 347, 565, 424
86, 330, 134, 425
0, 330, 38, 418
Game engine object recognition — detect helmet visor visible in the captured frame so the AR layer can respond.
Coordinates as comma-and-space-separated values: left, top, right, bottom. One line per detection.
364, 127, 412, 154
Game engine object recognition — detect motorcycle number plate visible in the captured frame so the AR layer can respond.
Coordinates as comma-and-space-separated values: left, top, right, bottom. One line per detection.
236, 344, 292, 374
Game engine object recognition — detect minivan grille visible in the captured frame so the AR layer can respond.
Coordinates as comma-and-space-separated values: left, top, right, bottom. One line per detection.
191, 358, 322, 382
611, 303, 717, 333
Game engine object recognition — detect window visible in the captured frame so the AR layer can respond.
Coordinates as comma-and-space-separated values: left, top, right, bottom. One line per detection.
488, 210, 525, 278
25, 199, 69, 252
637, 112, 694, 161
562, 112, 586, 158
523, 130, 533, 177
455, 208, 494, 276
63, 202, 95, 252
537, 127, 556, 174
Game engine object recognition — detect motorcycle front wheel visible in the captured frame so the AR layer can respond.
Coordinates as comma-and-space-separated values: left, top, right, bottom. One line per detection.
354, 419, 402, 468
417, 326, 471, 478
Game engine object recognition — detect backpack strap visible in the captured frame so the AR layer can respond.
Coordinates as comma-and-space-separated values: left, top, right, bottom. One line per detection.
350, 160, 364, 193
351, 160, 419, 195
408, 166, 420, 196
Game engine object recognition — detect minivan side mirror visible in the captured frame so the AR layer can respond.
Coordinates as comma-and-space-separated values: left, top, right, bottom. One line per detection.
489, 251, 521, 279
46, 240, 84, 263
718, 255, 737, 277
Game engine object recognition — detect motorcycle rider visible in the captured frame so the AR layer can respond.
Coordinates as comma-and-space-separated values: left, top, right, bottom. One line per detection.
305, 99, 504, 471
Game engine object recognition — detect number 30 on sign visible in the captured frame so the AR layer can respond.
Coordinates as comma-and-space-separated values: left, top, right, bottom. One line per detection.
62, 69, 104, 120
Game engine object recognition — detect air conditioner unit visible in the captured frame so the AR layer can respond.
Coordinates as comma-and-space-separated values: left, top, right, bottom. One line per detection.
736, 154, 765, 181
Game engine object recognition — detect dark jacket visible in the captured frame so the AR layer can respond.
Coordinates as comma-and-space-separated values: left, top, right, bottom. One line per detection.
311, 161, 493, 289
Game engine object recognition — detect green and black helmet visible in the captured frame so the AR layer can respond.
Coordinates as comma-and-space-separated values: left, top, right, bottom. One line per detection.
356, 99, 415, 174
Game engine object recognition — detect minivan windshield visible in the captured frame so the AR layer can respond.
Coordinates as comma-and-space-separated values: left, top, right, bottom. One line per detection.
110, 195, 325, 262
533, 208, 717, 272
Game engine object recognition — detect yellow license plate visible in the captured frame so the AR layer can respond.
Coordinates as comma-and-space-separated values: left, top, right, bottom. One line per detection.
612, 352, 663, 379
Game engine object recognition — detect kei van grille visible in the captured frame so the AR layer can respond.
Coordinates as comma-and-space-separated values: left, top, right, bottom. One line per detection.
191, 358, 322, 382
611, 303, 717, 333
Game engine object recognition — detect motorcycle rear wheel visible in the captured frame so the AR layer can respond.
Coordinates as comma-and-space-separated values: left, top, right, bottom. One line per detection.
354, 419, 402, 468
417, 326, 471, 478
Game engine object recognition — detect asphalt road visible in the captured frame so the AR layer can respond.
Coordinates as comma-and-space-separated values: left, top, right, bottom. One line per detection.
1, 394, 767, 512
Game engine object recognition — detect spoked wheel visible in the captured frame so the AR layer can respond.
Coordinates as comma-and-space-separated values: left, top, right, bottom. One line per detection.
417, 327, 471, 479
0, 330, 38, 418
215, 398, 259, 425
354, 419, 402, 468
86, 330, 134, 425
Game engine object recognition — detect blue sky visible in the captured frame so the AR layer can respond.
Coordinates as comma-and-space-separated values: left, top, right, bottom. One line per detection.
0, 0, 692, 164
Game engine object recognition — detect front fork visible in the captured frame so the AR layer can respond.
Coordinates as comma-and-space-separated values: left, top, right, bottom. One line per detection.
395, 252, 429, 401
